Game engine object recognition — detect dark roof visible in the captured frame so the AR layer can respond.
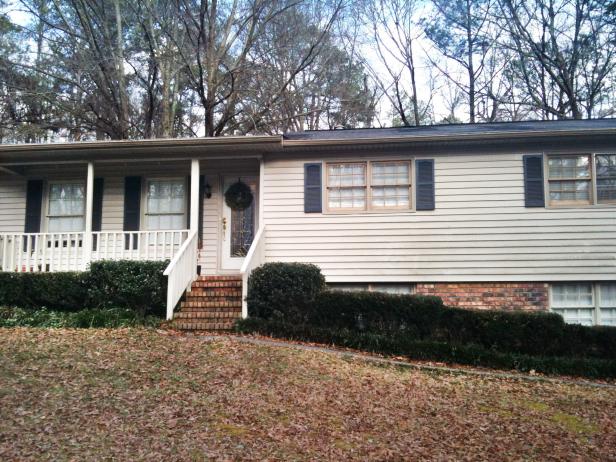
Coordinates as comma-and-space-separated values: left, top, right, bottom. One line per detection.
283, 119, 616, 142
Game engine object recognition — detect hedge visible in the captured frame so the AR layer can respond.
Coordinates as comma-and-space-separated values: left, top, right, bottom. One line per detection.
243, 263, 616, 377
236, 318, 616, 379
0, 260, 168, 316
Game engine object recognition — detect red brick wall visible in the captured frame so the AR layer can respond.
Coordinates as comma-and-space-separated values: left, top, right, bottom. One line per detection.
416, 282, 549, 311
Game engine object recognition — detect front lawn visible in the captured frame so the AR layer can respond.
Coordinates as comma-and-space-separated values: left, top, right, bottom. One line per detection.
0, 328, 614, 460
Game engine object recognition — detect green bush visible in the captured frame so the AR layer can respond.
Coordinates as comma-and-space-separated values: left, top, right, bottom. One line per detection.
244, 264, 616, 376
87, 260, 168, 317
0, 260, 168, 316
0, 272, 88, 311
0, 306, 161, 328
236, 318, 616, 379
246, 262, 326, 320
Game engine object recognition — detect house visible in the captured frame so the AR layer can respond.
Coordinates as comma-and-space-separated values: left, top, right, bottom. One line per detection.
0, 119, 615, 329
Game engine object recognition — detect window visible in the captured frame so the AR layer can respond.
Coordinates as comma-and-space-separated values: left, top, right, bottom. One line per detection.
371, 162, 411, 209
598, 283, 616, 326
47, 183, 85, 232
550, 283, 616, 326
547, 153, 616, 206
327, 163, 366, 210
547, 155, 591, 205
596, 154, 616, 204
326, 160, 411, 211
145, 179, 186, 230
329, 283, 415, 294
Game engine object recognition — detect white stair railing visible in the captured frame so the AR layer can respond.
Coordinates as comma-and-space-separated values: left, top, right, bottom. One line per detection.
239, 225, 266, 319
163, 230, 199, 320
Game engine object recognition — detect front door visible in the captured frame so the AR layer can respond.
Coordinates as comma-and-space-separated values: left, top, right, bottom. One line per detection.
221, 176, 257, 271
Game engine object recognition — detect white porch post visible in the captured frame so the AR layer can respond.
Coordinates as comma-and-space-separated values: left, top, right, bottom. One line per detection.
83, 161, 94, 270
190, 159, 200, 234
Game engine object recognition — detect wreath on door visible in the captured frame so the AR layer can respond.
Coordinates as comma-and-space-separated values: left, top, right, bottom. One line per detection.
224, 179, 253, 211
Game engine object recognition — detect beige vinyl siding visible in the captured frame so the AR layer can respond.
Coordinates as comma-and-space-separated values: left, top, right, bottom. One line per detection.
262, 152, 616, 282
0, 175, 26, 233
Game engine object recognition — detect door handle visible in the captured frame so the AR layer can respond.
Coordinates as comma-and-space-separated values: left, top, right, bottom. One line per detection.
221, 217, 227, 238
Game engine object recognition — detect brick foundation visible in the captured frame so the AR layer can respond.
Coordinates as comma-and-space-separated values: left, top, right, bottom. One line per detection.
416, 282, 549, 311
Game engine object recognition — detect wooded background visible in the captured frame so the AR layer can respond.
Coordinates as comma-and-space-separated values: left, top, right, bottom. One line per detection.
0, 0, 615, 142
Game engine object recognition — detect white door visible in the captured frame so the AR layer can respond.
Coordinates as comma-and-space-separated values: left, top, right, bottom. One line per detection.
221, 176, 258, 271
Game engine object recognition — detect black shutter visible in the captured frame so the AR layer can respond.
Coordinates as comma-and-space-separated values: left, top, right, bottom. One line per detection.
415, 159, 435, 211
92, 178, 104, 231
92, 178, 104, 250
198, 175, 205, 249
24, 180, 43, 251
304, 163, 322, 213
186, 175, 191, 230
123, 176, 141, 249
523, 155, 545, 207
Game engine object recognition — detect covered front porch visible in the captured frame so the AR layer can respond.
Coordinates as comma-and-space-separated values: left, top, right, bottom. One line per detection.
0, 137, 276, 320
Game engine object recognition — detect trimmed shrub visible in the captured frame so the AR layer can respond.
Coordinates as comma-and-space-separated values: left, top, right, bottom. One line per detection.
246, 262, 326, 320
243, 263, 616, 376
0, 272, 88, 311
0, 260, 168, 316
236, 318, 616, 379
0, 306, 162, 328
87, 260, 168, 317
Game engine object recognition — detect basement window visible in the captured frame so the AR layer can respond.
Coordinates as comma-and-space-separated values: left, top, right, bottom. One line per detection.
329, 283, 415, 295
550, 283, 616, 326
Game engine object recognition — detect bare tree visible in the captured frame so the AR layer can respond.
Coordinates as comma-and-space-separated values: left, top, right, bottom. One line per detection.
498, 0, 616, 119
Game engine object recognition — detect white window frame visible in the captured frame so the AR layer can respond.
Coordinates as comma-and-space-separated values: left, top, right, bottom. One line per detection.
45, 180, 86, 233
325, 159, 414, 213
545, 153, 616, 207
143, 177, 188, 231
550, 282, 616, 326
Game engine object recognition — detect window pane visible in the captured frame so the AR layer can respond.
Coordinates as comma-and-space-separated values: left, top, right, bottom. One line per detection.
596, 154, 616, 203
551, 284, 593, 307
599, 283, 616, 307
372, 162, 409, 185
599, 309, 616, 326
48, 216, 85, 232
552, 308, 595, 326
548, 155, 590, 179
328, 283, 369, 292
328, 163, 366, 187
49, 184, 85, 216
147, 180, 185, 214
371, 284, 414, 294
549, 180, 590, 202
371, 186, 409, 208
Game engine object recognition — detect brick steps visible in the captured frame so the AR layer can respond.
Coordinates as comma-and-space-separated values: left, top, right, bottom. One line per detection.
169, 275, 243, 332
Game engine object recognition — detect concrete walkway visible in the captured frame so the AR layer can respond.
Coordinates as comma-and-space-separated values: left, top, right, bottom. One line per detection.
177, 332, 616, 390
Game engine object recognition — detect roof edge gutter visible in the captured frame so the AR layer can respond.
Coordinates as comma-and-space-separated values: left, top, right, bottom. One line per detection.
0, 135, 282, 154
282, 128, 616, 147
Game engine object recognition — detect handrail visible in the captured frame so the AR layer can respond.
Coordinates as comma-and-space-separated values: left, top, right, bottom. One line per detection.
163, 230, 199, 320
240, 225, 266, 319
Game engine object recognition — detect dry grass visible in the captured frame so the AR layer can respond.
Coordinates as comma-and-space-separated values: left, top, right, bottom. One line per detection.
0, 328, 614, 461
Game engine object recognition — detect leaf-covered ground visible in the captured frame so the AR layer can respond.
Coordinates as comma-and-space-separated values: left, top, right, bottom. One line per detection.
0, 329, 614, 461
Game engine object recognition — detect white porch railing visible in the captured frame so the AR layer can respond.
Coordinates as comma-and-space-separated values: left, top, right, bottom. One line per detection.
0, 230, 189, 273
163, 230, 198, 320
239, 225, 266, 319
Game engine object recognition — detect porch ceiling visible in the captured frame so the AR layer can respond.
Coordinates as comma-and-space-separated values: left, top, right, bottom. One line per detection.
0, 135, 281, 165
